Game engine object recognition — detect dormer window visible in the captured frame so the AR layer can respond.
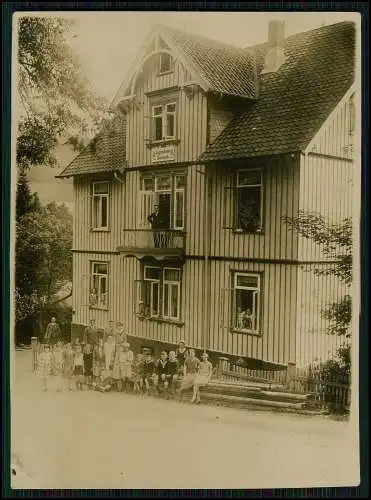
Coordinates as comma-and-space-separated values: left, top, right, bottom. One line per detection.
158, 52, 173, 74
152, 103, 176, 141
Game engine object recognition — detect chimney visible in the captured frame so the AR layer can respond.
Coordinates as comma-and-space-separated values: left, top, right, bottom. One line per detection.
261, 21, 286, 74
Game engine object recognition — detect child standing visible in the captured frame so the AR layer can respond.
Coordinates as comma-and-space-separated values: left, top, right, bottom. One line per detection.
111, 343, 122, 390
166, 351, 179, 393
52, 340, 65, 392
93, 337, 105, 383
83, 343, 94, 389
191, 352, 213, 404
132, 353, 144, 393
179, 348, 200, 401
104, 334, 116, 372
36, 343, 53, 391
176, 340, 187, 374
120, 342, 134, 392
63, 342, 74, 391
142, 350, 155, 394
73, 344, 85, 390
154, 351, 168, 393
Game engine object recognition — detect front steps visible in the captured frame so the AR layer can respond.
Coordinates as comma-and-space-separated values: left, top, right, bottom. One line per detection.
178, 379, 323, 415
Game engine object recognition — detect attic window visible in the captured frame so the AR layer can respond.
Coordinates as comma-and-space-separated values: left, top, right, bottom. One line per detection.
158, 53, 173, 74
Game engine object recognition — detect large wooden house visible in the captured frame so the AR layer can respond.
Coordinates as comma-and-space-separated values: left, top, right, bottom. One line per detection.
58, 20, 356, 369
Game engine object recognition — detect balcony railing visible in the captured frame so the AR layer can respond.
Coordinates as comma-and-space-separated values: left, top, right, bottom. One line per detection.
118, 229, 186, 258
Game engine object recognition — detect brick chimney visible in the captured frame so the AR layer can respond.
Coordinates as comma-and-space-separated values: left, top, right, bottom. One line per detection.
261, 21, 286, 74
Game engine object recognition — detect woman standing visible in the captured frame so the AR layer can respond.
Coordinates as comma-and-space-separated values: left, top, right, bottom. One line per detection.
191, 352, 213, 404
178, 348, 200, 401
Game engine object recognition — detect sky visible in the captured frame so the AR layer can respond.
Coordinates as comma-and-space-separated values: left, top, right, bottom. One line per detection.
24, 11, 358, 208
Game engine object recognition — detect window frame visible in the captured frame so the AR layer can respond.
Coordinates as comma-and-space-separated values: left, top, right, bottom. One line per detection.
232, 271, 261, 334
92, 181, 110, 231
141, 264, 182, 323
234, 168, 264, 234
157, 52, 174, 75
90, 261, 109, 310
151, 102, 177, 141
139, 172, 186, 231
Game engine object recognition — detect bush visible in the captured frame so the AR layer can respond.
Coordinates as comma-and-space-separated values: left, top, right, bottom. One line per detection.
307, 345, 351, 415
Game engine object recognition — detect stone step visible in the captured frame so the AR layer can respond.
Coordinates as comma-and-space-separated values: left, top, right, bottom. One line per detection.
179, 391, 322, 415
207, 382, 312, 404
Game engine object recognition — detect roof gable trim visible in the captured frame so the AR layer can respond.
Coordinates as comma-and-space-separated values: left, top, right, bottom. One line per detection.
110, 26, 209, 110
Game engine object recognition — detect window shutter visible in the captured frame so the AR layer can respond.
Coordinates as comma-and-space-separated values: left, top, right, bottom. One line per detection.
80, 274, 91, 307
139, 192, 156, 228
133, 279, 143, 315
220, 288, 233, 329
222, 186, 236, 230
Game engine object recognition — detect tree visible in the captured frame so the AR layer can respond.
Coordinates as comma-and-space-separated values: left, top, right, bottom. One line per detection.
17, 16, 107, 169
15, 201, 73, 342
284, 210, 352, 338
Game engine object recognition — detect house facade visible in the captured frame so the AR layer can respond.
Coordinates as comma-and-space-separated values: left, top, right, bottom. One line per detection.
58, 21, 355, 369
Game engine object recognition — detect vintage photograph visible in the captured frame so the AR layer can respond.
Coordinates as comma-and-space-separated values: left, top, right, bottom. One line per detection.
10, 10, 361, 490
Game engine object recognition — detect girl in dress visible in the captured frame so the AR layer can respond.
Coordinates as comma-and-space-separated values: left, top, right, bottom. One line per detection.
191, 352, 213, 404
36, 343, 53, 391
52, 340, 65, 392
111, 343, 122, 391
120, 342, 134, 392
63, 343, 75, 391
93, 337, 105, 383
73, 344, 85, 390
132, 353, 144, 393
179, 349, 200, 401
83, 343, 94, 389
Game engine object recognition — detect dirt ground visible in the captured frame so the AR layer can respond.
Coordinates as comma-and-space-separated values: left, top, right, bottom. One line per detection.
10, 350, 359, 490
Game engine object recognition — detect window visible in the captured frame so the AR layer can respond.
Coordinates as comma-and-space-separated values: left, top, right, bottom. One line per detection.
92, 182, 110, 230
90, 262, 108, 309
141, 265, 181, 321
152, 103, 176, 141
139, 173, 185, 231
158, 53, 173, 74
233, 273, 261, 333
235, 170, 263, 232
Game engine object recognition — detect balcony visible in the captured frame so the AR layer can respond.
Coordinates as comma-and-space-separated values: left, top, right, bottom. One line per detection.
118, 229, 186, 260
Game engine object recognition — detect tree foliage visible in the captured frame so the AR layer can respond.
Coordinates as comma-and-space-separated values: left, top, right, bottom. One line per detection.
17, 16, 107, 169
15, 201, 73, 328
284, 210, 352, 338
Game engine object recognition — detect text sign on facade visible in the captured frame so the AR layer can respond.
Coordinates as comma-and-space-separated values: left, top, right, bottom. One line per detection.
151, 145, 175, 164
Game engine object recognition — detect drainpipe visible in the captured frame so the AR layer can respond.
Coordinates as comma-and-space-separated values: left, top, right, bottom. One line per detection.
203, 164, 211, 352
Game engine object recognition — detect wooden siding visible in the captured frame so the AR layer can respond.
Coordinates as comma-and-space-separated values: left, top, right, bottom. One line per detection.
73, 177, 124, 252
295, 264, 349, 368
209, 155, 300, 260
298, 153, 353, 262
72, 253, 297, 365
125, 58, 208, 167
307, 93, 355, 159
208, 98, 234, 145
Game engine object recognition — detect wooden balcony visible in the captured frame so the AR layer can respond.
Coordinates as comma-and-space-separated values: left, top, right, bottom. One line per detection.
118, 229, 186, 260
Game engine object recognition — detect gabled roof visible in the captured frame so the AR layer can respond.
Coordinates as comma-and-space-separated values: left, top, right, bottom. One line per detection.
56, 115, 127, 178
111, 24, 258, 108
159, 25, 258, 99
200, 21, 355, 162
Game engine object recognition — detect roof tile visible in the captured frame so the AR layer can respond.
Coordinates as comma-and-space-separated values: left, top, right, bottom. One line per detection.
200, 22, 355, 162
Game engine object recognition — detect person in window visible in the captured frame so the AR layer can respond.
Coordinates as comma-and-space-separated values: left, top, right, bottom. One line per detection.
236, 307, 245, 329
148, 204, 167, 248
44, 317, 62, 345
243, 308, 253, 330
89, 288, 98, 306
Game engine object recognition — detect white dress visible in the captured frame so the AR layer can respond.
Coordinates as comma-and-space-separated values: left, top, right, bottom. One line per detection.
195, 361, 212, 386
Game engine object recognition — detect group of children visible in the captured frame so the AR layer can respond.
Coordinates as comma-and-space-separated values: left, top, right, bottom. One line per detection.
35, 336, 213, 404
